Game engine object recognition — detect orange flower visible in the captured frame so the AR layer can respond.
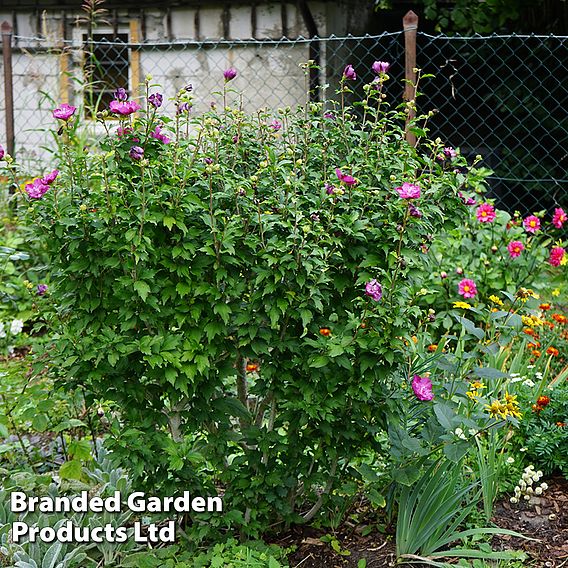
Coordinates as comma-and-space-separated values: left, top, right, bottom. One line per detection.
246, 362, 259, 373
546, 346, 559, 356
528, 342, 541, 349
552, 313, 568, 324
532, 350, 541, 357
539, 303, 551, 311
319, 327, 331, 337
536, 395, 550, 407
532, 404, 541, 413
523, 327, 536, 336
428, 344, 438, 352
557, 422, 566, 427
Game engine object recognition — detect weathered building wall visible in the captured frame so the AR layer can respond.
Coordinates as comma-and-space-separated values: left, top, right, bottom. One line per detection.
0, 1, 373, 170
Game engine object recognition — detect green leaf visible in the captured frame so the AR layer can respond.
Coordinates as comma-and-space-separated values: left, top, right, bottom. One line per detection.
32, 414, 49, 432
163, 216, 176, 230
134, 280, 151, 301
59, 460, 83, 480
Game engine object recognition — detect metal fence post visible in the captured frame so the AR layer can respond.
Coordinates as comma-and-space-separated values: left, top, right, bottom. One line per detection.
403, 11, 418, 147
1, 21, 15, 158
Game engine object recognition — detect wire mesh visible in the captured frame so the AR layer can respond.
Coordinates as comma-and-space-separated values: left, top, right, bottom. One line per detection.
0, 31, 566, 214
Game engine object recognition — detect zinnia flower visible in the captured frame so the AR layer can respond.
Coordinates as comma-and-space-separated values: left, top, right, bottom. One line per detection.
552, 207, 567, 229
109, 100, 141, 115
507, 240, 524, 258
343, 64, 356, 80
372, 61, 390, 74
52, 103, 76, 121
476, 203, 496, 223
223, 68, 237, 81
523, 215, 541, 233
395, 182, 420, 199
411, 375, 434, 401
458, 278, 477, 299
365, 279, 382, 301
335, 168, 357, 186
453, 301, 472, 309
148, 92, 163, 108
548, 246, 565, 267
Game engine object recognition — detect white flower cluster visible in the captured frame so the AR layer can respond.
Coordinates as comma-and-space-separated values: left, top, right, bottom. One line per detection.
0, 319, 24, 338
510, 465, 548, 504
509, 372, 535, 388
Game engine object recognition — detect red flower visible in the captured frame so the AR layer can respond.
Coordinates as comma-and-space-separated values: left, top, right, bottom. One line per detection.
319, 328, 331, 337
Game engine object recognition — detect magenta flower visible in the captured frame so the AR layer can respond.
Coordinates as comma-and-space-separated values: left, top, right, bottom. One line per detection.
523, 215, 541, 233
395, 182, 421, 199
176, 102, 191, 115
458, 278, 477, 299
223, 68, 237, 81
269, 119, 282, 131
372, 61, 390, 74
114, 87, 128, 101
412, 375, 434, 401
365, 279, 382, 301
25, 178, 50, 199
335, 168, 357, 186
148, 93, 163, 108
52, 103, 76, 121
150, 126, 171, 144
408, 203, 422, 218
325, 183, 336, 195
458, 191, 476, 206
324, 111, 335, 119
41, 169, 59, 185
37, 284, 48, 296
116, 126, 133, 137
0, 145, 4, 160
552, 207, 567, 229
129, 146, 144, 160
548, 246, 566, 267
507, 240, 524, 258
476, 203, 496, 223
343, 64, 356, 81
109, 100, 141, 115
444, 147, 457, 158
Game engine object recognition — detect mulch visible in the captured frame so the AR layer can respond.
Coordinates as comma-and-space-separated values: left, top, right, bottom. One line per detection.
283, 476, 568, 568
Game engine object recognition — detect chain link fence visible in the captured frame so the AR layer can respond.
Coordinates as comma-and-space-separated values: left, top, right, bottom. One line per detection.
0, 30, 566, 214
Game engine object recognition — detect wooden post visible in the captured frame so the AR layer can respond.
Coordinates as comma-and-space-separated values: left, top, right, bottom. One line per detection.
59, 14, 69, 105
129, 19, 141, 100
403, 10, 418, 147
2, 21, 15, 158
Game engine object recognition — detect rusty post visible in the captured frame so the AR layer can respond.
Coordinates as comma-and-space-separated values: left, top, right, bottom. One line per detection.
2, 21, 15, 158
403, 11, 418, 147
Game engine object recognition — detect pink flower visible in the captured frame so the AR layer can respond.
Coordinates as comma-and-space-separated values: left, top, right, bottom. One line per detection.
458, 278, 477, 299
269, 119, 282, 131
365, 279, 382, 301
25, 178, 50, 199
507, 240, 524, 258
458, 191, 476, 206
109, 100, 141, 115
476, 203, 496, 223
41, 169, 59, 185
372, 61, 390, 74
343, 64, 356, 80
444, 147, 457, 158
335, 168, 357, 186
150, 126, 171, 144
552, 208, 567, 229
412, 375, 434, 401
52, 103, 76, 121
548, 246, 566, 267
395, 182, 421, 199
523, 215, 541, 233
223, 68, 237, 81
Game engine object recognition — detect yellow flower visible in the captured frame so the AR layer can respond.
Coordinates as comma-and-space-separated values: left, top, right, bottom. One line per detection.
522, 315, 544, 327
470, 381, 486, 390
552, 288, 560, 297
489, 295, 504, 306
466, 391, 479, 400
486, 400, 507, 419
453, 301, 472, 309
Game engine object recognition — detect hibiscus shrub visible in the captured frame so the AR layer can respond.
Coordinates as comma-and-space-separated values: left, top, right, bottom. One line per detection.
13, 70, 488, 535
